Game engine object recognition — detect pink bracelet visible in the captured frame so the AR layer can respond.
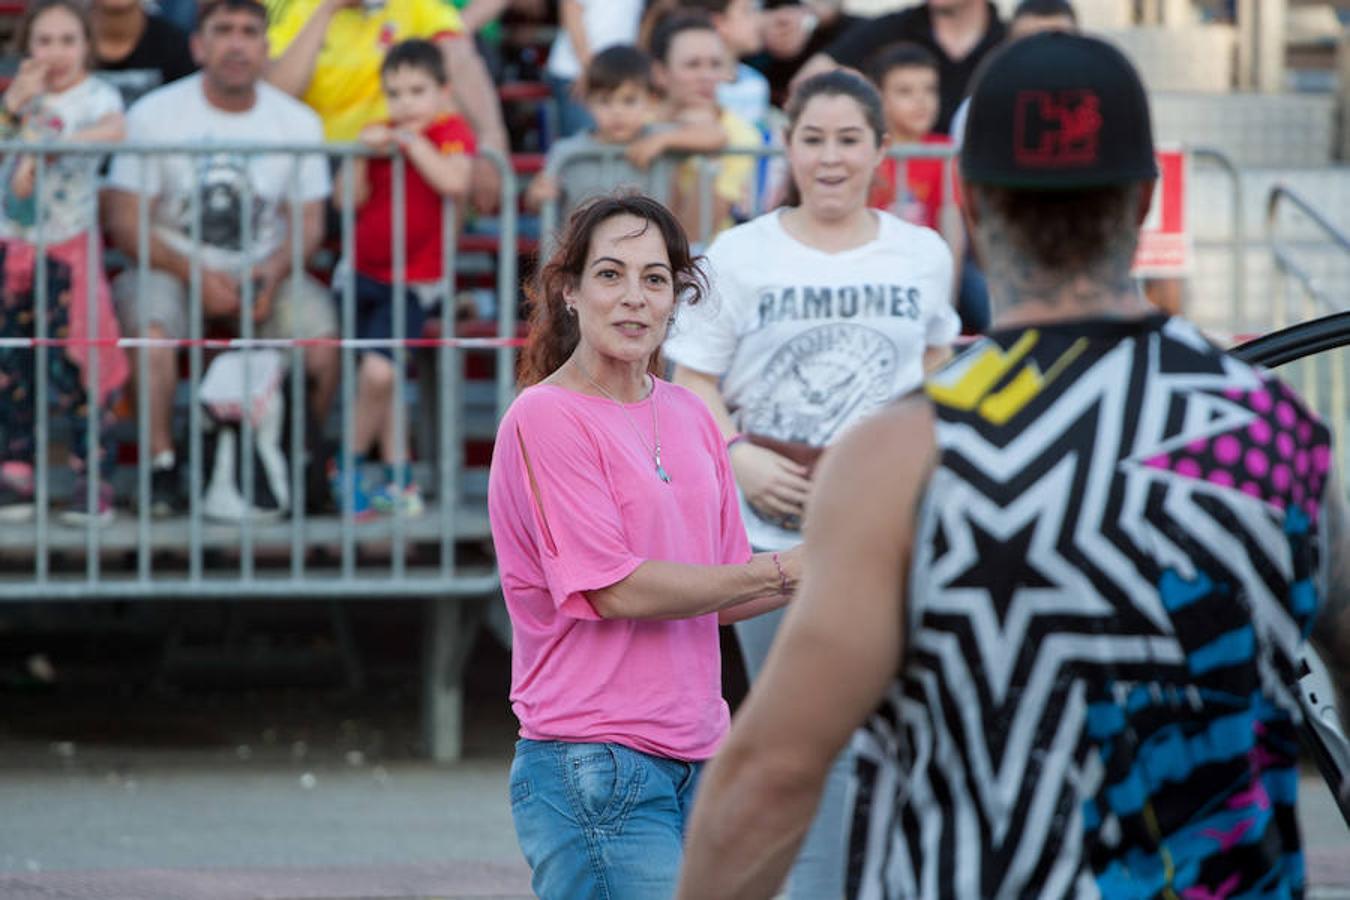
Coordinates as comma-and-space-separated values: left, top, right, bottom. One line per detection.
770, 551, 789, 596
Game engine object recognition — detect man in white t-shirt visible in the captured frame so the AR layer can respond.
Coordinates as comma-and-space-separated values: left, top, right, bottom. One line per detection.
104, 0, 336, 515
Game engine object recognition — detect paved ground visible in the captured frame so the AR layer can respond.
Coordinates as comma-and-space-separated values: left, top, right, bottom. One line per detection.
0, 607, 1347, 899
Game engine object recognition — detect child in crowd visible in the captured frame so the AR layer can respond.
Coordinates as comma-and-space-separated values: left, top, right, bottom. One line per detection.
867, 42, 950, 231
682, 0, 770, 128
650, 12, 759, 244
0, 0, 127, 525
336, 38, 475, 519
527, 44, 725, 223
868, 41, 990, 333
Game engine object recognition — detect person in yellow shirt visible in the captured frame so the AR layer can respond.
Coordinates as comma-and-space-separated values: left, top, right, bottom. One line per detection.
264, 0, 506, 212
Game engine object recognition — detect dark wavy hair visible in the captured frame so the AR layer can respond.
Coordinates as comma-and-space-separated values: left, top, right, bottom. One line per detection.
520, 194, 706, 386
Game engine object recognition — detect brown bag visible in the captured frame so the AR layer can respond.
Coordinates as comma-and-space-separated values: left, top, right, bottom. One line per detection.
745, 433, 825, 477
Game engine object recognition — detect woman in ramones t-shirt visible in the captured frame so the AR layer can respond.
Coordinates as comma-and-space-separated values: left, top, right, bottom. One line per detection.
665, 70, 958, 900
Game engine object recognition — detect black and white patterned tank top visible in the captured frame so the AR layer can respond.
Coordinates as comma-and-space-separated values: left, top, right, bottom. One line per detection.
847, 315, 1329, 899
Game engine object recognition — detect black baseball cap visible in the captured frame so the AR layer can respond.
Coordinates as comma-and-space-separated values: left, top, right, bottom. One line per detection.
960, 31, 1157, 189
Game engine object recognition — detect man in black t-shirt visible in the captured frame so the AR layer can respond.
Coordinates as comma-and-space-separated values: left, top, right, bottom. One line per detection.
93, 0, 197, 108
744, 0, 860, 108
793, 0, 1005, 135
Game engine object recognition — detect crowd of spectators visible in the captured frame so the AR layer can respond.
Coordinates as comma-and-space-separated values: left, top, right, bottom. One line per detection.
0, 0, 1096, 525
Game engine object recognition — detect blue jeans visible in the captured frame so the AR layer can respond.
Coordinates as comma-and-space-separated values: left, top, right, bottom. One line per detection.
509, 738, 703, 900
735, 606, 850, 899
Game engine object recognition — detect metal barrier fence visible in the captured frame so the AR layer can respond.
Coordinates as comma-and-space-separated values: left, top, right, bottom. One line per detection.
0, 141, 518, 760
0, 141, 519, 599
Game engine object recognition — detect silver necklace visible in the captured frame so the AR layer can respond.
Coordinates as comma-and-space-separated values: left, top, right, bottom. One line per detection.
573, 359, 671, 484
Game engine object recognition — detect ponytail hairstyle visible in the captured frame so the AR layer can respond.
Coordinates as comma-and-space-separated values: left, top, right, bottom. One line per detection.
520, 193, 707, 386
780, 70, 887, 208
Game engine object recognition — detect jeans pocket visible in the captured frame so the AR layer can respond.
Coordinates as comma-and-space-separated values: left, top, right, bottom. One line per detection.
509, 776, 531, 806
564, 744, 618, 823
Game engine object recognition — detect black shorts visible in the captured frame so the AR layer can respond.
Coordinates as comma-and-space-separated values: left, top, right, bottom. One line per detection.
347, 273, 442, 361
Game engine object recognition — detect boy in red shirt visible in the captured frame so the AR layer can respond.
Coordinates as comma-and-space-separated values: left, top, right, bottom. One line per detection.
337, 38, 474, 518
867, 42, 950, 231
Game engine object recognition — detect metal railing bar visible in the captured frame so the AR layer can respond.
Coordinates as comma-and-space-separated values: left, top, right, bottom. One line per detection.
340, 154, 357, 580
34, 154, 49, 583
288, 170, 305, 579
135, 159, 152, 581
239, 171, 257, 582
0, 573, 500, 601
391, 154, 408, 580
85, 220, 100, 582
187, 158, 204, 582
439, 197, 458, 578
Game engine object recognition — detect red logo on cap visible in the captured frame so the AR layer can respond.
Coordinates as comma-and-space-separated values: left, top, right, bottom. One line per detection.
1013, 90, 1103, 167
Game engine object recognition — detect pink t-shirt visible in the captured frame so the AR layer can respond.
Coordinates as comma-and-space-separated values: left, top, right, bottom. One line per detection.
487, 378, 752, 761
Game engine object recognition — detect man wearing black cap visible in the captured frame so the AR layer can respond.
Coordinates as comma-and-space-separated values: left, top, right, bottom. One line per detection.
676, 31, 1350, 899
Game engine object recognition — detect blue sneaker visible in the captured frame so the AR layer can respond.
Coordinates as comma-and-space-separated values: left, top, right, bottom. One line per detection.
370, 463, 424, 518
328, 457, 377, 521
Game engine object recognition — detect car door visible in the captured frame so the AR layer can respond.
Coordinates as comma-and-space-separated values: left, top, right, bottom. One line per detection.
1234, 313, 1350, 828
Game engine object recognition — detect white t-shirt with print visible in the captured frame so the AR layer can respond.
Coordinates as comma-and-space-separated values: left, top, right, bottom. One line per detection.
0, 75, 123, 244
106, 74, 330, 275
545, 0, 643, 81
664, 208, 959, 550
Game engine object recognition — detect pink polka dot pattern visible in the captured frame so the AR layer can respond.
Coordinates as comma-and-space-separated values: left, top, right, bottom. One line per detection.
1275, 432, 1295, 460
1271, 464, 1291, 493
1214, 435, 1241, 466
1176, 458, 1202, 479
1148, 377, 1332, 521
1244, 448, 1269, 479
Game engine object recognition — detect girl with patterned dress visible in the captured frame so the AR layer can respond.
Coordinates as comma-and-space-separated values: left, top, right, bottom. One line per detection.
0, 0, 127, 525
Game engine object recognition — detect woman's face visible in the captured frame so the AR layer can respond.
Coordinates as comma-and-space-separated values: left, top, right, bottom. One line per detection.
658, 28, 727, 111
564, 213, 678, 368
786, 94, 886, 221
29, 6, 88, 93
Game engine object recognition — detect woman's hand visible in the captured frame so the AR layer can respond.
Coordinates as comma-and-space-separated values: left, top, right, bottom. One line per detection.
774, 544, 804, 596
731, 441, 811, 525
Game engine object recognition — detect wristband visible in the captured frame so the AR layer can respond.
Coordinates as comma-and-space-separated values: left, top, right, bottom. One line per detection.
726, 433, 747, 450
770, 551, 790, 597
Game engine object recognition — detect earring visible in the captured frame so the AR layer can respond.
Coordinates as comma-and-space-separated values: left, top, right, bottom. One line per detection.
565, 305, 576, 316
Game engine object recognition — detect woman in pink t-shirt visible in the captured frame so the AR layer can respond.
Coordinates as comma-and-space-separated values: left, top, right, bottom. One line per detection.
488, 194, 802, 899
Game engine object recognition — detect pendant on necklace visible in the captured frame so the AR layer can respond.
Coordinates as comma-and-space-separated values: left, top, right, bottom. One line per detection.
654, 446, 672, 484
